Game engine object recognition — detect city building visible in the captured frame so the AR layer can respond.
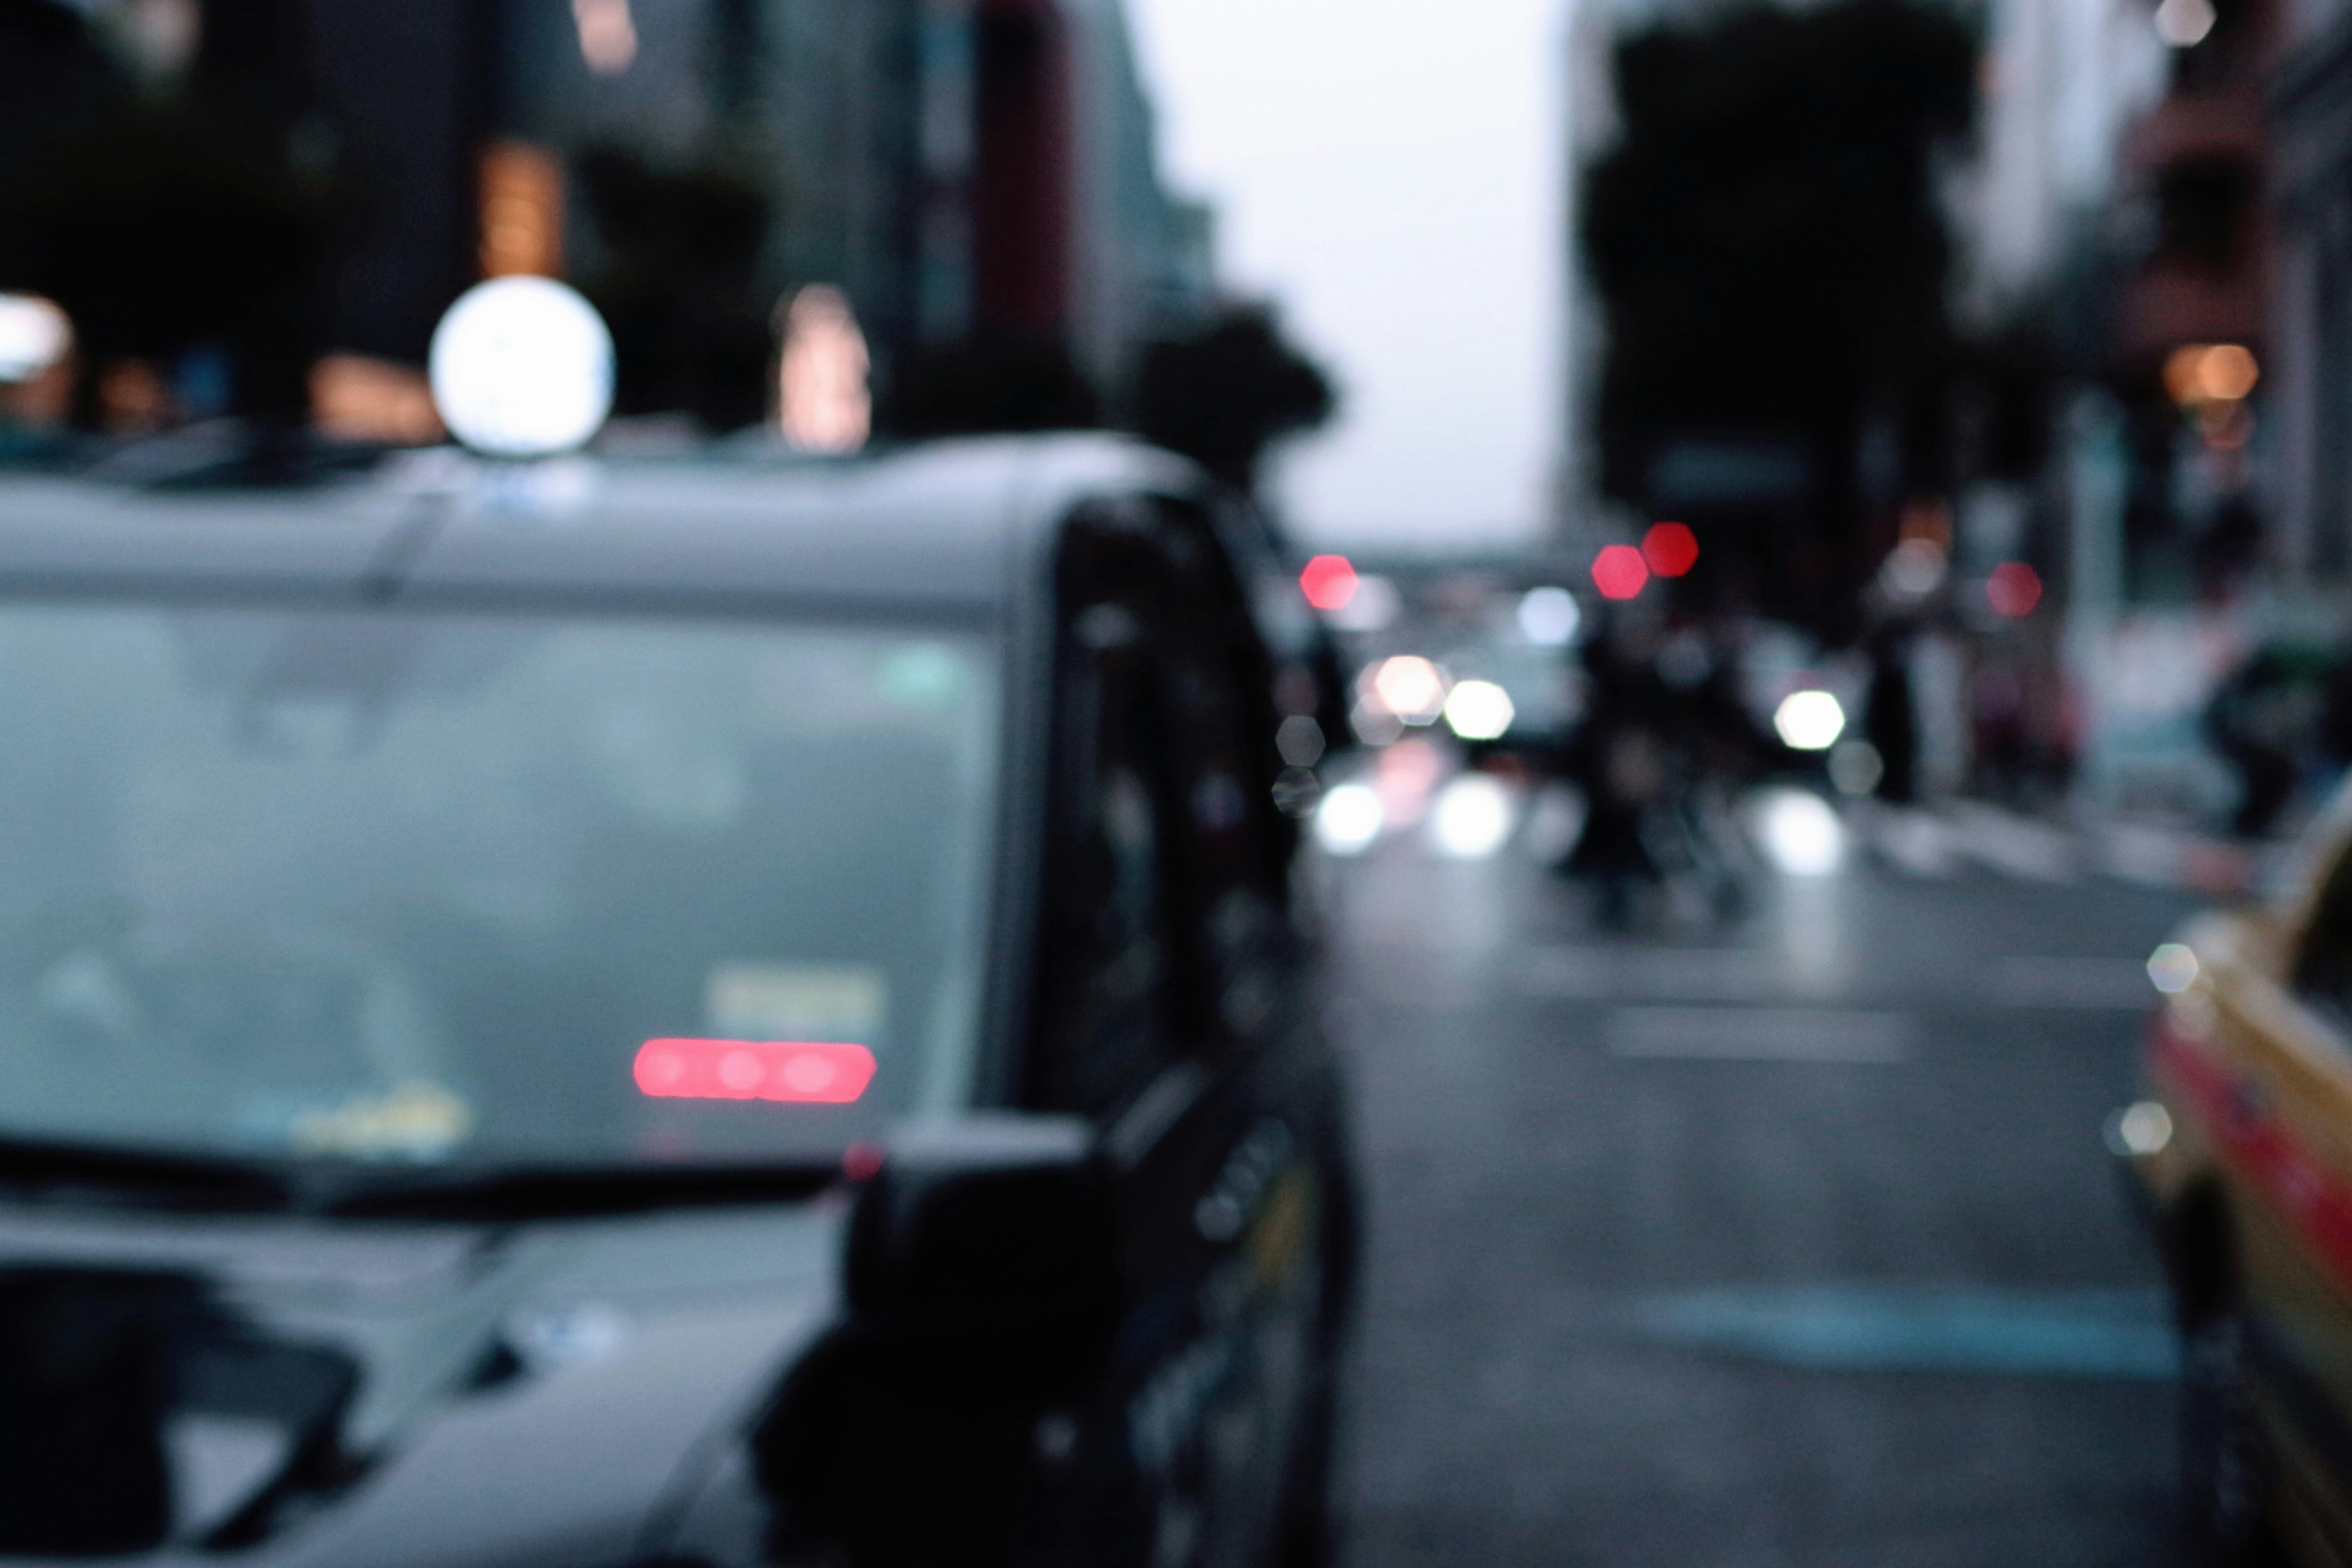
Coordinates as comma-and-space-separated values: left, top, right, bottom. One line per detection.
0, 0, 1212, 434
2270, 0, 2352, 575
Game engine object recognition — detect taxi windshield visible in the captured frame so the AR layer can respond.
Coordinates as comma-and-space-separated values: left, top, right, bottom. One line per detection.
0, 601, 1001, 1173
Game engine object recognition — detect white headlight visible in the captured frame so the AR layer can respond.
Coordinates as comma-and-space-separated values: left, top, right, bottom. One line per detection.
1773, 690, 1847, 752
429, 278, 615, 458
1313, 783, 1385, 856
0, 295, 70, 384
1443, 680, 1517, 742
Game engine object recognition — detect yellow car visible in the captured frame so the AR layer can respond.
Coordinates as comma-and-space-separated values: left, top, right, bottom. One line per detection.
2122, 790, 2352, 1566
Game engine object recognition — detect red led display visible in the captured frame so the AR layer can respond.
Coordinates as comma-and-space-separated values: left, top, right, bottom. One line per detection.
634, 1039, 876, 1105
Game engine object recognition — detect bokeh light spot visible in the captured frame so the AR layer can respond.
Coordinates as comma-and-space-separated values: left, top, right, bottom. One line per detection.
1773, 690, 1847, 752
1642, 522, 1700, 578
2148, 943, 2200, 995
1986, 562, 2042, 618
1313, 783, 1385, 856
1517, 586, 1581, 646
1430, 774, 1517, 859
1754, 789, 1845, 876
1300, 554, 1360, 612
1443, 679, 1517, 741
1592, 545, 1650, 601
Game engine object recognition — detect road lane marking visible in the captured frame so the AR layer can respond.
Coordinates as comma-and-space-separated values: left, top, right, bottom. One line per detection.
1517, 946, 1776, 1002
1988, 955, 2155, 1010
1605, 1007, 1910, 1062
1627, 1286, 2175, 1380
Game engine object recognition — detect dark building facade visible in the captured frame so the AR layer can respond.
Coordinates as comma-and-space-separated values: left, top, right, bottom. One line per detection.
0, 0, 1210, 431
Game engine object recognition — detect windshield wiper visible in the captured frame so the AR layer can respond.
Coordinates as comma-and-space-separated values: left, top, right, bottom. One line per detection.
317, 1159, 843, 1223
0, 1135, 296, 1213
0, 1139, 843, 1223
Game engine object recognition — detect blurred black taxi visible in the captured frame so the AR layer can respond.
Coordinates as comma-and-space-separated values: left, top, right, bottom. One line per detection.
0, 432, 1357, 1568
2118, 785, 2352, 1566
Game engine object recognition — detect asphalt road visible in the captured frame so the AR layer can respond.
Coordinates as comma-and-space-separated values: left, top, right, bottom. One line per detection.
1321, 783, 2200, 1567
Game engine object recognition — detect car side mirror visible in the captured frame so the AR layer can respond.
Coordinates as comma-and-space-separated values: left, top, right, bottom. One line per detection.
843, 1114, 1117, 1341
752, 1117, 1121, 1564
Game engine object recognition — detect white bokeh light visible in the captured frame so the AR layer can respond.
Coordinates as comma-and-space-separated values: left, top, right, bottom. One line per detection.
1442, 679, 1517, 742
2148, 943, 2200, 995
1773, 690, 1847, 752
1754, 788, 1845, 876
1313, 782, 1385, 856
1517, 586, 1580, 646
0, 295, 70, 383
1429, 773, 1515, 859
429, 278, 615, 459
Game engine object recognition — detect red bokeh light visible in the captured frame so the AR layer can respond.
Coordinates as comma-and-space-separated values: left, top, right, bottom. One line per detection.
1591, 544, 1651, 601
842, 1141, 886, 1182
1985, 562, 2043, 618
1642, 521, 1700, 578
633, 1039, 876, 1104
1299, 554, 1359, 611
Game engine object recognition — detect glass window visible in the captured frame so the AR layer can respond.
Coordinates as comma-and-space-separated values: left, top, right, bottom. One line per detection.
0, 603, 1001, 1169
1031, 620, 1182, 1115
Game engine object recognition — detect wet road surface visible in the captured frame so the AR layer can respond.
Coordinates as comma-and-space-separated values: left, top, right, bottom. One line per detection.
1323, 778, 2196, 1567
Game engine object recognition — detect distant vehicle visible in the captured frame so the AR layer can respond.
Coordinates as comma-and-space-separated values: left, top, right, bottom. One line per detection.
0, 435, 1357, 1568
2119, 780, 2352, 1566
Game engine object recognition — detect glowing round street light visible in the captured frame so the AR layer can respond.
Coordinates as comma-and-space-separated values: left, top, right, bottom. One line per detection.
429, 277, 615, 458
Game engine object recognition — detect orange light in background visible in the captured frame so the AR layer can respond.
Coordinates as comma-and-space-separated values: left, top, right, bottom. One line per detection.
1300, 554, 1360, 611
1591, 544, 1649, 601
1986, 562, 2042, 618
1370, 655, 1447, 723
97, 360, 172, 434
778, 286, 872, 454
311, 355, 445, 447
2163, 344, 2260, 408
572, 0, 638, 74
479, 141, 565, 280
1642, 522, 1699, 578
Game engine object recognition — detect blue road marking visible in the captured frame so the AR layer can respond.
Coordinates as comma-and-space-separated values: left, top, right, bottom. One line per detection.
1628, 1286, 2177, 1381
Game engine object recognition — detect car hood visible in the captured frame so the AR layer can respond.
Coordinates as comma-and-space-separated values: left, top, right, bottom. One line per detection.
0, 1195, 848, 1567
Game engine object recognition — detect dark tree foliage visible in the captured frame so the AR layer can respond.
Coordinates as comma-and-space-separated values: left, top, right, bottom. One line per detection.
878, 334, 1103, 439
6, 111, 341, 416
1584, 0, 1977, 628
575, 147, 774, 432
1132, 304, 1336, 492
0, 1, 341, 420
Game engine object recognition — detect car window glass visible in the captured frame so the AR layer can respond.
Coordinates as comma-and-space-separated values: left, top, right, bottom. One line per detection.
1031, 616, 1183, 1115
0, 605, 1002, 1167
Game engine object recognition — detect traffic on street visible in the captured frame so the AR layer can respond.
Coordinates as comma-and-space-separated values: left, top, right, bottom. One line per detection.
9, 0, 2352, 1562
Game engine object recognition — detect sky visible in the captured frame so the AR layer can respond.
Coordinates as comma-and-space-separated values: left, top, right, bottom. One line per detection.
1126, 0, 1566, 552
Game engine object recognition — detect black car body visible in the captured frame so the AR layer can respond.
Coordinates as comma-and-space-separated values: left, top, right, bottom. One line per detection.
0, 434, 1357, 1568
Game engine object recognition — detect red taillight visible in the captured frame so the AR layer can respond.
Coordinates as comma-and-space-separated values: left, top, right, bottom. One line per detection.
1642, 522, 1700, 578
1591, 545, 1649, 601
1299, 554, 1359, 611
634, 1039, 876, 1104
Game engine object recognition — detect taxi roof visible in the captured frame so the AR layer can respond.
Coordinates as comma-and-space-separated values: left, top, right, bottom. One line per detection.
0, 433, 1203, 622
